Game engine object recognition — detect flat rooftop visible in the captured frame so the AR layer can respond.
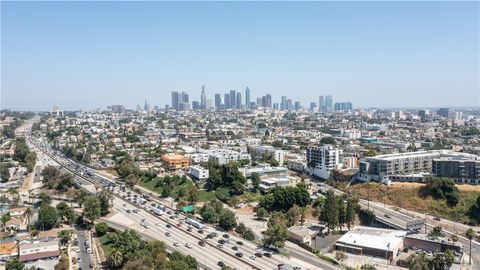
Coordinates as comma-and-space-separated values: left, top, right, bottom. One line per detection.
337, 226, 407, 251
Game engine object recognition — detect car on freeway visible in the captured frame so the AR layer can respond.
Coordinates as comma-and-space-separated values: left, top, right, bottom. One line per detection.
235, 252, 243, 258
384, 214, 391, 218
255, 252, 263, 258
217, 261, 225, 267
185, 243, 193, 249
231, 246, 238, 251
173, 242, 180, 247
176, 223, 182, 227
263, 252, 272, 258
132, 209, 140, 213
155, 223, 161, 227
433, 217, 441, 221
187, 227, 192, 232
169, 215, 174, 219
223, 234, 229, 238
218, 239, 226, 245
216, 244, 223, 249
197, 229, 204, 234
165, 232, 171, 237
166, 224, 172, 228
236, 241, 243, 246
249, 256, 256, 260
198, 241, 205, 247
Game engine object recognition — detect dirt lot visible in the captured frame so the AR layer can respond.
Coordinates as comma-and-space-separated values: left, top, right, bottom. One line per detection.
349, 182, 479, 224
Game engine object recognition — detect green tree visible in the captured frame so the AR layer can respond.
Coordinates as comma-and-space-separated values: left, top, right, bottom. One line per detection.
56, 202, 75, 224
58, 230, 72, 245
235, 223, 247, 235
125, 174, 138, 189
243, 229, 256, 241
218, 209, 237, 231
73, 189, 89, 207
262, 212, 288, 249
95, 222, 109, 236
322, 190, 339, 234
251, 172, 261, 191
98, 189, 113, 216
256, 207, 269, 220
6, 258, 24, 270
38, 203, 58, 230
200, 202, 219, 224
428, 226, 444, 238
320, 136, 336, 145
345, 198, 356, 230
83, 196, 101, 222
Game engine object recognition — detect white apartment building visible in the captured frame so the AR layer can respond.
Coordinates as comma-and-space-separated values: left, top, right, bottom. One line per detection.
306, 144, 343, 179
187, 149, 251, 165
188, 165, 209, 180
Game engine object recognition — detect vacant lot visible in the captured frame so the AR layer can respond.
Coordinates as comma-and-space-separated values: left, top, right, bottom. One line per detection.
349, 182, 478, 224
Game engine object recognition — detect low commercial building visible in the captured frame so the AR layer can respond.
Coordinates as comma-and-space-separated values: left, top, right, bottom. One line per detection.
258, 176, 301, 192
188, 165, 209, 180
335, 226, 407, 260
403, 234, 462, 253
288, 225, 320, 246
0, 238, 18, 261
161, 154, 191, 171
19, 238, 60, 263
243, 165, 288, 178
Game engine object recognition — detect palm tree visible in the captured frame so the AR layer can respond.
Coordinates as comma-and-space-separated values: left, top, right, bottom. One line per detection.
24, 207, 33, 231
106, 248, 123, 269
450, 234, 458, 249
466, 228, 477, 265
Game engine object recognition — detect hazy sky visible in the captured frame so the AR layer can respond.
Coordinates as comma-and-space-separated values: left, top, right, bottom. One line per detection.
2, 1, 479, 111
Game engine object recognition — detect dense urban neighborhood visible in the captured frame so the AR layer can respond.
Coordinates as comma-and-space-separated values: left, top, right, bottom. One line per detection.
1, 100, 479, 270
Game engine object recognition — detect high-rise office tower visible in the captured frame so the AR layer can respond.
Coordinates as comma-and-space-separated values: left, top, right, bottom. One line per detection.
273, 103, 279, 110
192, 101, 200, 110
215, 94, 222, 110
206, 99, 213, 110
256, 98, 262, 105
144, 99, 150, 111
181, 91, 189, 103
200, 85, 207, 109
310, 102, 317, 112
295, 101, 301, 111
229, 90, 236, 109
245, 87, 251, 109
262, 94, 272, 108
319, 95, 325, 113
281, 96, 287, 111
224, 93, 230, 109
325, 95, 333, 113
236, 92, 242, 109
171, 91, 180, 110
286, 99, 293, 111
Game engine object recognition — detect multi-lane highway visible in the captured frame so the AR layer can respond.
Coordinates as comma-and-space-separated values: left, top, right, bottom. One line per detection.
23, 120, 330, 270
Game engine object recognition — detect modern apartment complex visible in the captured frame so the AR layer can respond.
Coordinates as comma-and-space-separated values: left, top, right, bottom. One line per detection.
306, 144, 343, 179
432, 157, 480, 184
358, 150, 480, 184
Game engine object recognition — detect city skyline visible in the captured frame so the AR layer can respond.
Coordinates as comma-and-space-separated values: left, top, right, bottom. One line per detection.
2, 1, 479, 110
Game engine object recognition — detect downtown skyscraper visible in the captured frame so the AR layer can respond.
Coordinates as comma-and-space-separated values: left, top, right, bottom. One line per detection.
245, 87, 251, 109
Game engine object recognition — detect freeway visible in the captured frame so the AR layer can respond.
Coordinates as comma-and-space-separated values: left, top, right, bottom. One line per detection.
25, 130, 322, 270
